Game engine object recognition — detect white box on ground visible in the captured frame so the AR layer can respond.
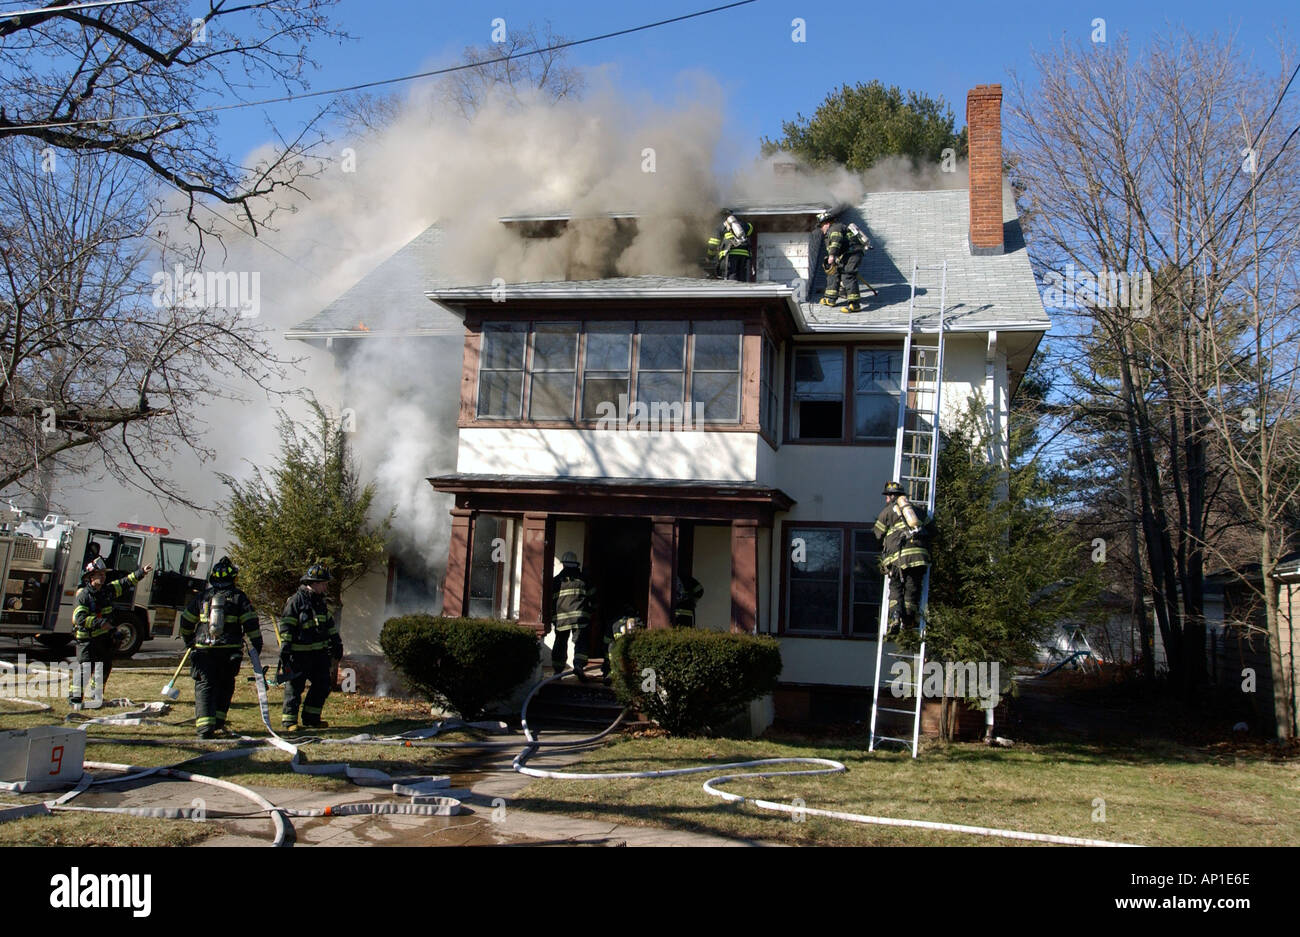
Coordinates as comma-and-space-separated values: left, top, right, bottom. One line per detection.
0, 725, 86, 792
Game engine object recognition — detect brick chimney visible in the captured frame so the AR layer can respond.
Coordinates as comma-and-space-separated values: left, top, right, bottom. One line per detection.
966, 84, 1004, 256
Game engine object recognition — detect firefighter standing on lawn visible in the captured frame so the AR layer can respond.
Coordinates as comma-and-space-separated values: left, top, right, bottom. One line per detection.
706, 209, 754, 281
874, 481, 932, 634
551, 551, 597, 681
68, 558, 152, 709
817, 209, 871, 312
180, 556, 262, 739
277, 564, 343, 731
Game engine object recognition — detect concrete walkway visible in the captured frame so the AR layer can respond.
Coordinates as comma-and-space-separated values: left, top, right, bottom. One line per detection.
68, 730, 773, 847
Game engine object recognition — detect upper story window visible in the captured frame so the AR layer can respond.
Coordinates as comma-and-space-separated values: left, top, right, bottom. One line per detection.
581, 321, 632, 419
474, 319, 753, 427
791, 348, 845, 439
477, 324, 527, 419
788, 344, 903, 443
528, 323, 579, 419
855, 349, 903, 441
691, 321, 742, 423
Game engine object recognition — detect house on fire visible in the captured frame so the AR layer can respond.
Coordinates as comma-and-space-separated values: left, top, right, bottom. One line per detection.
289, 84, 1050, 728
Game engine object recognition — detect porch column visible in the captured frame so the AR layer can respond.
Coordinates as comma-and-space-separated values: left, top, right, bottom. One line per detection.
730, 518, 759, 634
442, 508, 475, 618
518, 511, 550, 635
648, 516, 678, 630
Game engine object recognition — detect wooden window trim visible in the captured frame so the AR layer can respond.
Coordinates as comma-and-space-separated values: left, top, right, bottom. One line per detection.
777, 520, 883, 639
783, 340, 905, 446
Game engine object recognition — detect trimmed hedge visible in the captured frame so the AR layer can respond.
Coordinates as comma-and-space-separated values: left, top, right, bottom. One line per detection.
609, 628, 782, 736
379, 615, 538, 719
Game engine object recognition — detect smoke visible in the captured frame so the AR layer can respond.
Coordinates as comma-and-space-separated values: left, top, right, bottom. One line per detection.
41, 69, 970, 599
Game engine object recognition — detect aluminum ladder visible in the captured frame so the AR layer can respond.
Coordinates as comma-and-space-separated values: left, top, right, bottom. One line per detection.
868, 259, 947, 757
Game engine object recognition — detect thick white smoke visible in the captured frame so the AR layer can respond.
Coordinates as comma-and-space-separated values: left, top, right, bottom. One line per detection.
40, 70, 969, 597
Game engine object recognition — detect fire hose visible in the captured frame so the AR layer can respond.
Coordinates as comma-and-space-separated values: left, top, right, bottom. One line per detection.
1, 652, 1140, 847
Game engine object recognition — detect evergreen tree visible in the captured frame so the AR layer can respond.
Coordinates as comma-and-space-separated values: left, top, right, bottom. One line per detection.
763, 81, 966, 171
219, 400, 391, 614
901, 374, 1102, 734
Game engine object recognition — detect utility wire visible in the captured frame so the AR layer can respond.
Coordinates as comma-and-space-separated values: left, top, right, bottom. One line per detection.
1, 0, 154, 20
14, 0, 758, 131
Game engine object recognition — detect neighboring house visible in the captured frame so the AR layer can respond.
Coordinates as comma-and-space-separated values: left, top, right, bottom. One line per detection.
1205, 553, 1300, 737
290, 84, 1051, 727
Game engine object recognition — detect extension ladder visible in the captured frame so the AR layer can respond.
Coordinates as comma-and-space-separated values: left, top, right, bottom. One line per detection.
868, 260, 948, 757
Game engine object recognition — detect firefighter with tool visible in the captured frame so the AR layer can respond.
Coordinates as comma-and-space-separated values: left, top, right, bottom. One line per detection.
874, 481, 932, 635
179, 556, 262, 739
816, 209, 875, 312
551, 551, 597, 681
68, 558, 152, 708
673, 574, 704, 628
277, 564, 343, 731
706, 209, 754, 281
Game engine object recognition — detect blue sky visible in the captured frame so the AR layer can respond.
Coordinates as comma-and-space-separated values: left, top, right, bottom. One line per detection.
213, 0, 1297, 162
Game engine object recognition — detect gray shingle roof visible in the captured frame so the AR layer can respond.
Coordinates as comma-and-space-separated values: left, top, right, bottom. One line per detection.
286, 225, 462, 337
290, 189, 1048, 337
427, 277, 795, 302
798, 189, 1049, 333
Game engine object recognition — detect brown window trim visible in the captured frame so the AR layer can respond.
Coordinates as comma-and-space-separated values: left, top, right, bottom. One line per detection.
783, 340, 904, 446
470, 319, 754, 431
777, 520, 883, 639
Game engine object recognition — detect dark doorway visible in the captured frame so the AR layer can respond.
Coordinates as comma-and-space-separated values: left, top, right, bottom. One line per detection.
585, 518, 651, 657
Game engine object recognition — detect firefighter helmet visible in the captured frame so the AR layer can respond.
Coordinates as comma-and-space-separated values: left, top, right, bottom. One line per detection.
561, 551, 580, 567
209, 556, 238, 583
84, 557, 107, 574
300, 563, 331, 583
882, 481, 906, 497
816, 209, 836, 226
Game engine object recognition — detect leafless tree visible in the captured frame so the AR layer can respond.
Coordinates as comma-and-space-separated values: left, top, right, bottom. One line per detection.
0, 143, 292, 508
338, 20, 584, 134
1007, 30, 1300, 737
0, 0, 344, 243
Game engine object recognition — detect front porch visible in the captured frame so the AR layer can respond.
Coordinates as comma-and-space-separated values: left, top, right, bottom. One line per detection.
430, 475, 794, 641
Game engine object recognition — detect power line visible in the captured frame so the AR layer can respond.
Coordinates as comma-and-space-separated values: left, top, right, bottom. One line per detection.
15, 0, 758, 131
1, 0, 154, 20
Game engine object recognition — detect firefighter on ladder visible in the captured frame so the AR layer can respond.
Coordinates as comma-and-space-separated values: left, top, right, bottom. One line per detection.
817, 209, 875, 312
180, 556, 262, 739
68, 558, 152, 709
277, 564, 343, 731
874, 481, 932, 635
706, 209, 754, 281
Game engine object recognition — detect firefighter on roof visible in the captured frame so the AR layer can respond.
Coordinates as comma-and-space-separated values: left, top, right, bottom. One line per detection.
551, 551, 597, 681
180, 556, 262, 739
817, 209, 872, 312
69, 558, 151, 709
277, 564, 343, 731
874, 481, 933, 635
706, 209, 754, 281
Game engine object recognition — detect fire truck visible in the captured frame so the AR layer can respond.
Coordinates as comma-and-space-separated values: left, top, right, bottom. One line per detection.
0, 505, 210, 658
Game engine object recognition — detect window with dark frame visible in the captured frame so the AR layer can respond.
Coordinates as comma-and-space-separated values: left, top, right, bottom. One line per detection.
581, 321, 633, 419
850, 529, 884, 634
690, 321, 742, 423
528, 322, 579, 419
476, 320, 761, 427
635, 321, 687, 412
477, 324, 527, 419
855, 349, 903, 441
786, 527, 843, 633
791, 347, 845, 439
785, 525, 885, 636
